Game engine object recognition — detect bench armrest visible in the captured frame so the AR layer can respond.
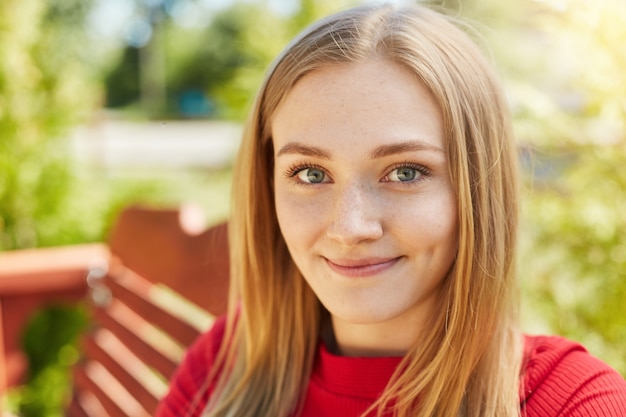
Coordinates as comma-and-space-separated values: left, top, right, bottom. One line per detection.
0, 244, 109, 295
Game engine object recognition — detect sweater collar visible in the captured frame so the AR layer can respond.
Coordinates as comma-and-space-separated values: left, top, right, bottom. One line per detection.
312, 342, 404, 399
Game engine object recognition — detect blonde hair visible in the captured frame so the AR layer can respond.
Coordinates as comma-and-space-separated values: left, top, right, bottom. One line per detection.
205, 4, 522, 417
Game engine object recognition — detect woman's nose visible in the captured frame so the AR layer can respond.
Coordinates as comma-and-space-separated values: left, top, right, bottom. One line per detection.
326, 182, 383, 246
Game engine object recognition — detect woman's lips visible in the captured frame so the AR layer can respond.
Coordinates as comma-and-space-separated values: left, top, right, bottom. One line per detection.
324, 257, 401, 278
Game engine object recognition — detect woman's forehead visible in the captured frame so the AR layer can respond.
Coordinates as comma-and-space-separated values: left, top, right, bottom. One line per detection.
270, 59, 445, 155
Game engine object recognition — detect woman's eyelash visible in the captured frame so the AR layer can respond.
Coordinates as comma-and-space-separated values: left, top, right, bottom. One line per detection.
388, 162, 432, 178
282, 161, 431, 183
284, 162, 326, 178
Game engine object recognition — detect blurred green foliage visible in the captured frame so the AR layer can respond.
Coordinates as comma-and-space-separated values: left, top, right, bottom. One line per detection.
104, 0, 358, 119
0, 0, 99, 250
13, 306, 89, 417
521, 145, 626, 375
462, 0, 626, 375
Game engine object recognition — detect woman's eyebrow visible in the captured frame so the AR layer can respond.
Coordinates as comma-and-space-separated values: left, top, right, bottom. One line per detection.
370, 140, 444, 158
276, 142, 331, 159
276, 140, 443, 159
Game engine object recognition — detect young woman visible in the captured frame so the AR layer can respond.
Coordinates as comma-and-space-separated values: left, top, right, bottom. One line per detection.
156, 3, 626, 417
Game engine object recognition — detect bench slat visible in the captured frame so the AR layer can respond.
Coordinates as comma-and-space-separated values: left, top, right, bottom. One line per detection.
73, 361, 152, 417
66, 391, 104, 417
105, 266, 204, 347
82, 328, 164, 412
92, 299, 181, 380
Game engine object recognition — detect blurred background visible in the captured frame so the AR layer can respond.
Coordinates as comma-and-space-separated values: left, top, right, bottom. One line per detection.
0, 0, 624, 415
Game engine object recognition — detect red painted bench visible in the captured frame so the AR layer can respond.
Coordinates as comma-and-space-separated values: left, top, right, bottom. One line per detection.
0, 244, 108, 394
0, 205, 230, 416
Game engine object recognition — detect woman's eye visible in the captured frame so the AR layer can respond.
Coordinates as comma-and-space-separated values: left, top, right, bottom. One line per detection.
296, 168, 327, 184
387, 166, 421, 182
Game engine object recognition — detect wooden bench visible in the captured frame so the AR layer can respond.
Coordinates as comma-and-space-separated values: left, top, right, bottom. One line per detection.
0, 205, 230, 416
0, 244, 108, 394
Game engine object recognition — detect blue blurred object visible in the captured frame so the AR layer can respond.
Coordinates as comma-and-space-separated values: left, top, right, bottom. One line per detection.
178, 89, 215, 118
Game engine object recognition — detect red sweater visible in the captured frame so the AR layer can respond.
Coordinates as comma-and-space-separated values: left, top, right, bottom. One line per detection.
156, 317, 626, 416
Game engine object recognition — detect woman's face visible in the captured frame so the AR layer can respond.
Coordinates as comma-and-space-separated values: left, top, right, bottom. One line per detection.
272, 59, 458, 349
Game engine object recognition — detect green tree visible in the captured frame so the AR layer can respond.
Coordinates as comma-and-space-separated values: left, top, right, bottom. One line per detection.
165, 3, 282, 119
0, 0, 99, 250
103, 0, 363, 120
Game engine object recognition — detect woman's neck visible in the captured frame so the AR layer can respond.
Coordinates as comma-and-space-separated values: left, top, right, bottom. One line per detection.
330, 315, 425, 357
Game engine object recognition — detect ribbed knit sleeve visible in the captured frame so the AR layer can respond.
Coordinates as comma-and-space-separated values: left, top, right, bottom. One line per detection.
521, 335, 626, 417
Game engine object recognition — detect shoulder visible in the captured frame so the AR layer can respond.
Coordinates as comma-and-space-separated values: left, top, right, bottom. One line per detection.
154, 315, 227, 417
520, 334, 626, 417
